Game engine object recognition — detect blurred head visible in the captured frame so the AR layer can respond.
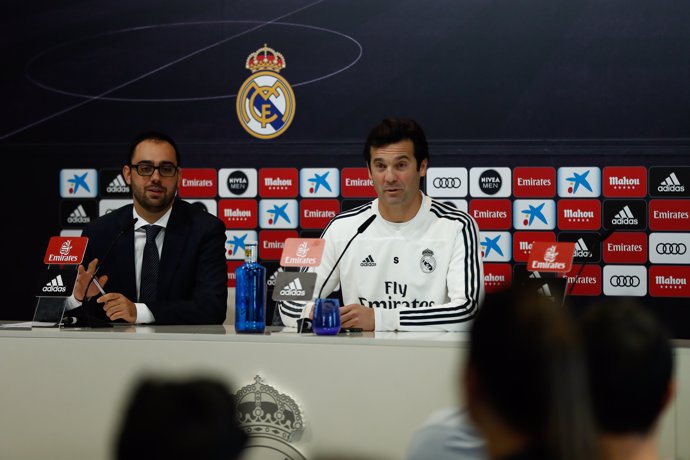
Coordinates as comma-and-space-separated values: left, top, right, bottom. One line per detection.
116, 377, 248, 460
580, 298, 674, 435
463, 286, 597, 460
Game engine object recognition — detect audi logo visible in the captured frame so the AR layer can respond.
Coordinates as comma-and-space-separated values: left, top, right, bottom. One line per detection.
656, 243, 687, 255
609, 275, 641, 287
432, 177, 462, 188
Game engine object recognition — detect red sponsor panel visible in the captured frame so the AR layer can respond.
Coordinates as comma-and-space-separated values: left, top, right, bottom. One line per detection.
218, 199, 258, 228
513, 167, 556, 197
259, 230, 299, 260
469, 199, 511, 230
527, 241, 576, 273
178, 168, 217, 198
602, 166, 647, 197
226, 261, 243, 288
258, 168, 299, 198
564, 264, 602, 296
512, 231, 557, 262
649, 266, 690, 297
603, 232, 647, 264
300, 199, 340, 229
649, 200, 690, 231
557, 199, 601, 230
341, 167, 377, 198
44, 236, 89, 265
483, 263, 512, 293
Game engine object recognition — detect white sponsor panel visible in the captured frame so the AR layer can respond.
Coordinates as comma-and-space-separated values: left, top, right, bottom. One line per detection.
649, 233, 690, 264
299, 168, 340, 197
557, 167, 601, 197
225, 230, 258, 260
513, 200, 556, 230
219, 168, 257, 198
60, 169, 98, 198
184, 199, 218, 216
479, 231, 512, 262
99, 199, 132, 216
603, 265, 647, 296
438, 199, 468, 213
469, 167, 512, 197
425, 167, 468, 198
259, 199, 299, 229
60, 229, 83, 237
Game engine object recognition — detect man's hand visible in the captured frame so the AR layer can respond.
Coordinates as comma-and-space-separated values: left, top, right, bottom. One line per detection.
340, 304, 375, 331
98, 293, 137, 323
74, 259, 108, 301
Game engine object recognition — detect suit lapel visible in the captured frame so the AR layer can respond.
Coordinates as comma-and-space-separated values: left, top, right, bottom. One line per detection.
157, 201, 188, 296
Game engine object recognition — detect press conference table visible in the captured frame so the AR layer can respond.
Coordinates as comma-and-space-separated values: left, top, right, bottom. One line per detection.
0, 324, 687, 460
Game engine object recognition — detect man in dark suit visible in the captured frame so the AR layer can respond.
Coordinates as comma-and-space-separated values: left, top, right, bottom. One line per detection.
69, 131, 227, 325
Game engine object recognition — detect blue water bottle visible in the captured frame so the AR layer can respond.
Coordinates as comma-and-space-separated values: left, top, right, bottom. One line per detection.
235, 242, 266, 333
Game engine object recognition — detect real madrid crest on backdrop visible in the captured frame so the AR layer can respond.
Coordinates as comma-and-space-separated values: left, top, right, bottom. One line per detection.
237, 44, 296, 139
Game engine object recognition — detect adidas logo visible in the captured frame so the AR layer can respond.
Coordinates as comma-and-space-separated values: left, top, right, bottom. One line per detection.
67, 205, 91, 224
360, 255, 376, 267
612, 205, 638, 225
658, 173, 685, 193
267, 267, 283, 286
107, 174, 130, 194
574, 238, 591, 258
537, 283, 553, 299
279, 277, 306, 296
529, 271, 542, 279
43, 275, 67, 293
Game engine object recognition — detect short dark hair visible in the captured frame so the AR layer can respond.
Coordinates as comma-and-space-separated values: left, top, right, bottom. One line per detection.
116, 377, 247, 460
362, 118, 429, 169
128, 130, 180, 166
580, 298, 674, 435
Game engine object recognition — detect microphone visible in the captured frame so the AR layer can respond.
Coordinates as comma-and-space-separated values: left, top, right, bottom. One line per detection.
79, 217, 138, 327
316, 214, 376, 300
565, 227, 615, 298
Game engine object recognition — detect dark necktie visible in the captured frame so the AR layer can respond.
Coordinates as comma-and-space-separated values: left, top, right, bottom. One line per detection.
139, 225, 162, 304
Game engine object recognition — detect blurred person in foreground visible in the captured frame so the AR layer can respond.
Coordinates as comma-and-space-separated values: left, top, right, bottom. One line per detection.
462, 286, 600, 460
115, 376, 247, 460
580, 298, 675, 460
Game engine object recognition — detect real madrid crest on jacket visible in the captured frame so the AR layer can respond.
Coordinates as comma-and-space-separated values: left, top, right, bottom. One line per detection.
280, 193, 484, 331
236, 44, 296, 139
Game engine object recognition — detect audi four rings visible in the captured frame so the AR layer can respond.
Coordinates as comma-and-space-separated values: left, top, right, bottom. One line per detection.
656, 243, 687, 255
609, 275, 641, 287
432, 177, 462, 188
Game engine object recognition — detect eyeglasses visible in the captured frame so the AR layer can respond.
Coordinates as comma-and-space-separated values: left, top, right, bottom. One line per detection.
129, 162, 179, 177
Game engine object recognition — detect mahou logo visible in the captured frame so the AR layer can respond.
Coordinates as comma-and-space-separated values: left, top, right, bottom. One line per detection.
218, 199, 257, 228
179, 169, 217, 198
513, 167, 556, 198
557, 199, 601, 230
603, 232, 647, 264
470, 199, 511, 230
341, 168, 377, 198
300, 199, 340, 229
649, 200, 690, 231
259, 168, 298, 198
483, 263, 512, 293
564, 264, 601, 296
259, 230, 298, 260
603, 166, 647, 197
649, 266, 690, 297
512, 231, 556, 262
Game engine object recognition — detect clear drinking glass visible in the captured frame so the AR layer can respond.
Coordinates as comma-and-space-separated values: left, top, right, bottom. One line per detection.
313, 298, 341, 335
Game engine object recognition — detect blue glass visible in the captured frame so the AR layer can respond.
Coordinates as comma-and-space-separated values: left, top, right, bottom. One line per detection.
235, 245, 266, 333
313, 298, 341, 335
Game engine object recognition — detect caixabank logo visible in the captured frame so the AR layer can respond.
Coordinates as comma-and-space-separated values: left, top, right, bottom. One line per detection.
60, 169, 98, 198
603, 200, 647, 231
649, 166, 690, 197
483, 263, 512, 293
513, 200, 556, 230
649, 266, 690, 297
513, 167, 556, 198
479, 232, 512, 262
649, 233, 690, 264
557, 167, 601, 198
99, 169, 130, 197
602, 232, 647, 264
602, 166, 647, 197
512, 231, 556, 262
300, 168, 340, 198
225, 230, 258, 260
219, 200, 258, 229
557, 233, 601, 263
60, 200, 97, 228
219, 168, 257, 198
557, 199, 601, 230
236, 44, 295, 139
470, 199, 511, 230
469, 167, 512, 197
258, 199, 298, 229
425, 167, 468, 198
259, 168, 298, 198
179, 169, 217, 198
649, 200, 690, 231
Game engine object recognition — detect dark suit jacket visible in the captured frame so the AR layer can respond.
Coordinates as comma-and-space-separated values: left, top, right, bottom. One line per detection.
80, 200, 227, 324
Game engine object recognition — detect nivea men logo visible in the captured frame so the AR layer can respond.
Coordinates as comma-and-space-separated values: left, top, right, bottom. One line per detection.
470, 167, 511, 197
603, 200, 646, 230
426, 167, 468, 198
650, 167, 690, 197
228, 170, 249, 195
557, 233, 600, 262
219, 169, 257, 198
603, 265, 647, 296
649, 233, 690, 264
